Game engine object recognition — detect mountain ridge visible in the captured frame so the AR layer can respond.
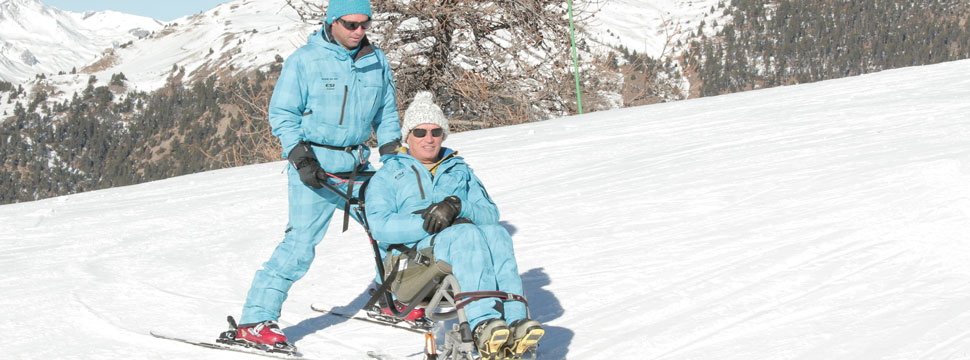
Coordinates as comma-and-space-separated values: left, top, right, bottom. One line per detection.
0, 0, 162, 83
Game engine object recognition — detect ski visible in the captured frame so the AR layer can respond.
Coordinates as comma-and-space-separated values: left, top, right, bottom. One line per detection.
309, 303, 430, 334
149, 330, 309, 359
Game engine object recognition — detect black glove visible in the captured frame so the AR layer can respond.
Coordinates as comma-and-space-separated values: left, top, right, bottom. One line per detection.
452, 217, 474, 225
379, 139, 402, 157
288, 141, 326, 189
413, 196, 462, 234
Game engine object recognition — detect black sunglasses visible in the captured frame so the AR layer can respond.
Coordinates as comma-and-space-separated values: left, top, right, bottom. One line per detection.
337, 18, 372, 31
411, 128, 444, 138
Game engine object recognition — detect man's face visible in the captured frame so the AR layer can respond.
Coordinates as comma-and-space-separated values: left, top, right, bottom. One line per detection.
332, 14, 370, 50
406, 124, 444, 164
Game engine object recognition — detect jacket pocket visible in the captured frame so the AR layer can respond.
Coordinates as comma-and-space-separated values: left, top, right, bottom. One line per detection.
307, 73, 347, 127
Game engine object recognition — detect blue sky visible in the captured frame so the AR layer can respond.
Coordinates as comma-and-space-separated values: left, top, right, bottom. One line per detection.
43, 0, 229, 21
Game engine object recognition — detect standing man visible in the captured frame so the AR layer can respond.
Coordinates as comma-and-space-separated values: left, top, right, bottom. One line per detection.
228, 0, 401, 351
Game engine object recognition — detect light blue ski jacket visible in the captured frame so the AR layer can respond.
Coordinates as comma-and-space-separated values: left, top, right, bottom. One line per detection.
365, 148, 499, 253
269, 25, 400, 173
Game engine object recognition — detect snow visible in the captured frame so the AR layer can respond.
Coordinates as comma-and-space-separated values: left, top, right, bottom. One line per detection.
581, 0, 726, 57
0, 0, 163, 83
96, 0, 313, 92
1, 0, 721, 117
0, 0, 315, 117
3, 58, 970, 359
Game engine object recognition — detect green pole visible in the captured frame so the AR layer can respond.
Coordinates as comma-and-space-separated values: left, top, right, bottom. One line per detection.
567, 0, 583, 114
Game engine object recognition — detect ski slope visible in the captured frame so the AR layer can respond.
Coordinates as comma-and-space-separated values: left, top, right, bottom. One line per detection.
2, 59, 970, 359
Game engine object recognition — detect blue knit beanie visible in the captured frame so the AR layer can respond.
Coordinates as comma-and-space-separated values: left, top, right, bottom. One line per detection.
325, 0, 373, 24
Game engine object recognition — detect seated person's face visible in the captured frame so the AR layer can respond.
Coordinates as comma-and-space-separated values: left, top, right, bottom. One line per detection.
407, 124, 444, 164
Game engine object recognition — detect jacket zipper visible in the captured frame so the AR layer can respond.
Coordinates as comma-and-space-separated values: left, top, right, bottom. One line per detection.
410, 165, 426, 200
338, 85, 348, 125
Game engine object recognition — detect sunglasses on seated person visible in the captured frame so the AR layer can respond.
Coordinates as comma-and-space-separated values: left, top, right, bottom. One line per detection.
411, 128, 444, 138
336, 18, 372, 31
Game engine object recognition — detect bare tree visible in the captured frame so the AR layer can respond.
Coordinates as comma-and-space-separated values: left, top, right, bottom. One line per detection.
213, 68, 282, 166
284, 0, 608, 130
616, 16, 690, 107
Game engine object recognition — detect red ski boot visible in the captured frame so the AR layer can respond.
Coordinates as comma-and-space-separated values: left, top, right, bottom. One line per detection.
218, 317, 297, 354
382, 302, 427, 322
235, 320, 287, 346
366, 301, 433, 330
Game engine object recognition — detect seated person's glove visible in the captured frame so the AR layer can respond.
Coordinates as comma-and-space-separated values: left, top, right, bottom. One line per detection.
288, 141, 326, 189
452, 217, 474, 225
413, 196, 462, 234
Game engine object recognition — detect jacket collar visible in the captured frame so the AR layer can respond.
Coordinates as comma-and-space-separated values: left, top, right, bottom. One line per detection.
313, 23, 375, 62
428, 149, 458, 175
398, 147, 459, 175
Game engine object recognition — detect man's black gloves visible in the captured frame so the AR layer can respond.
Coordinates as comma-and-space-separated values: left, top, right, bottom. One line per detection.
379, 139, 402, 157
288, 141, 326, 189
413, 196, 462, 234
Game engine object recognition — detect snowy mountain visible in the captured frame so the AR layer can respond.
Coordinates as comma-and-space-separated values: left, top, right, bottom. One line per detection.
0, 0, 163, 83
70, 0, 316, 92
2, 58, 969, 359
0, 0, 319, 117
583, 0, 724, 57
0, 0, 720, 116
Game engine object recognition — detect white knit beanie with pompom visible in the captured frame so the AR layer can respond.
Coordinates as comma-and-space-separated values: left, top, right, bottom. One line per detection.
401, 91, 449, 142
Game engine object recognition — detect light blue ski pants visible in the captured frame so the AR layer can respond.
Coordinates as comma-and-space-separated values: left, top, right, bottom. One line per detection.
420, 223, 527, 330
240, 165, 363, 324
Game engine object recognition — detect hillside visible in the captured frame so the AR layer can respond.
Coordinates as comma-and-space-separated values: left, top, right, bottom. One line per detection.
0, 0, 162, 83
2, 59, 969, 359
3, 0, 970, 208
0, 0, 313, 108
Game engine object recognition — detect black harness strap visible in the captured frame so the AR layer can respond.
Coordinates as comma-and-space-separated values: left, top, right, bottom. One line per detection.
307, 142, 367, 232
342, 165, 359, 232
362, 241, 423, 311
362, 255, 402, 311
307, 142, 359, 152
454, 291, 528, 310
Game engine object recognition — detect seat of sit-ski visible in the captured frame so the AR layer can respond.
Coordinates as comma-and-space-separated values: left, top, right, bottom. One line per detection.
384, 246, 454, 306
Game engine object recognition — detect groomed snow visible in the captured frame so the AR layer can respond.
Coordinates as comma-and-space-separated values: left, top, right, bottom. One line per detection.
3, 59, 970, 359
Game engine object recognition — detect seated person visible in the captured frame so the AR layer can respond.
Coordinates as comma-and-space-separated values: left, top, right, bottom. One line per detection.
364, 91, 544, 359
